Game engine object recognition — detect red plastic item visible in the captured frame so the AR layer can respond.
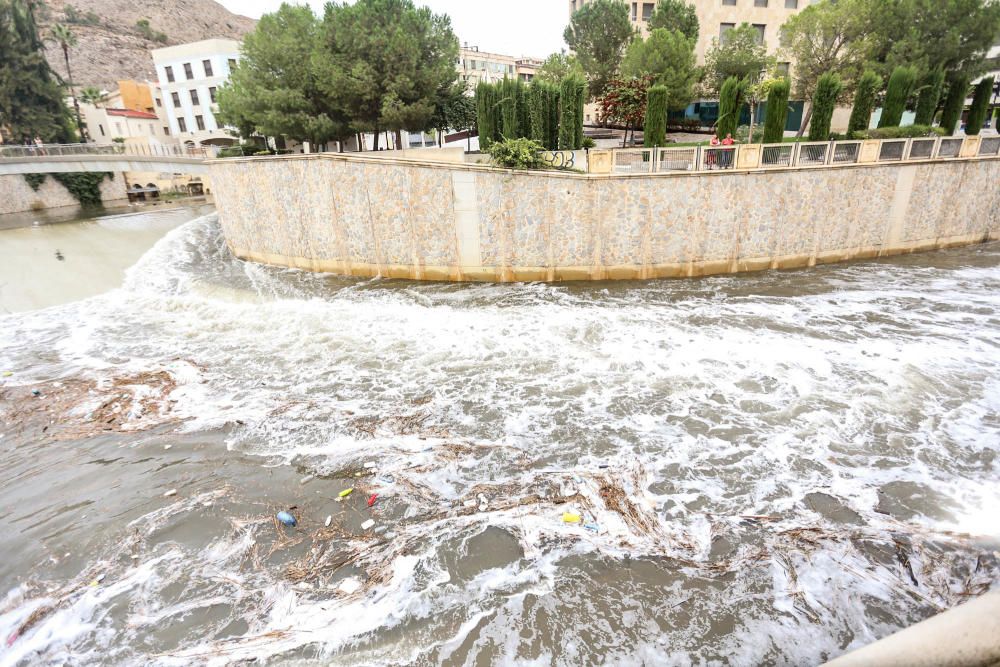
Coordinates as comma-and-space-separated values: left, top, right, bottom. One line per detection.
367, 494, 378, 507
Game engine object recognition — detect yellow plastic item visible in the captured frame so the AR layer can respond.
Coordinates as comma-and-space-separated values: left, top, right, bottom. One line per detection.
562, 512, 582, 523
339, 488, 354, 498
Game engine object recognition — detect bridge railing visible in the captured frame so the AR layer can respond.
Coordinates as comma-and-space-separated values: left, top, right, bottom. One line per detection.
0, 143, 219, 160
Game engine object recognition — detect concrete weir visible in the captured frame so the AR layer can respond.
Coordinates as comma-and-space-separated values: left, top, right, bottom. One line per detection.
209, 151, 1000, 282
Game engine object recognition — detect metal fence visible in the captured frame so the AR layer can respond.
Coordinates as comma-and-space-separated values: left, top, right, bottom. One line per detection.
655, 147, 699, 172
937, 138, 964, 158
979, 136, 1000, 156
830, 141, 862, 164
761, 144, 795, 168
702, 146, 736, 170
796, 142, 830, 166
878, 139, 908, 162
907, 138, 936, 159
611, 148, 655, 173
0, 142, 219, 160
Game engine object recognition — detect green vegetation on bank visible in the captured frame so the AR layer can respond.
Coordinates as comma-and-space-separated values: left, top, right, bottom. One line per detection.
22, 172, 114, 206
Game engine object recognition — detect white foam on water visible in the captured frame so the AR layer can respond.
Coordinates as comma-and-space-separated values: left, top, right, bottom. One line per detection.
2, 215, 1000, 664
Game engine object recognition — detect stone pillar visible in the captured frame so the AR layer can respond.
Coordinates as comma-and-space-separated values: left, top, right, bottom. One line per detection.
960, 135, 982, 158
858, 139, 881, 163
735, 144, 760, 169
588, 149, 613, 174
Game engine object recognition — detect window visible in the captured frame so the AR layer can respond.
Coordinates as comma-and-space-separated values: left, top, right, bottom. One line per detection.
155, 97, 162, 107
190, 89, 199, 106
777, 62, 791, 76
752, 23, 766, 44
631, 2, 637, 20
165, 65, 174, 83
163, 126, 170, 136
183, 62, 193, 80
177, 117, 187, 132
720, 22, 736, 41
228, 58, 236, 70
209, 86, 217, 103
202, 59, 213, 77
785, 0, 798, 7
195, 115, 205, 131
171, 91, 180, 107
755, 0, 767, 5
722, 0, 736, 5
642, 2, 654, 20
115, 122, 123, 134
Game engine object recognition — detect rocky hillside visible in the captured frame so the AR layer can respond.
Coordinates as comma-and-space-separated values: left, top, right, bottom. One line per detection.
38, 0, 256, 90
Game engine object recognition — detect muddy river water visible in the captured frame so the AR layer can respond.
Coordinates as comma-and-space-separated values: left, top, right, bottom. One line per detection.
0, 205, 998, 666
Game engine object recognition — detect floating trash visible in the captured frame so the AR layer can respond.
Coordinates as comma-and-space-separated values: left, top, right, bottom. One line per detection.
2, 371, 13, 377
463, 499, 476, 508
324, 515, 332, 527
367, 494, 378, 507
338, 578, 362, 594
584, 523, 599, 533
562, 512, 582, 523
300, 474, 314, 485
31, 390, 41, 397
164, 489, 177, 497
361, 519, 375, 530
339, 488, 354, 498
363, 461, 377, 469
277, 511, 297, 527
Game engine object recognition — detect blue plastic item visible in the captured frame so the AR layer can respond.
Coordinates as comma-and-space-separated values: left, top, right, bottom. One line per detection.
276, 511, 297, 527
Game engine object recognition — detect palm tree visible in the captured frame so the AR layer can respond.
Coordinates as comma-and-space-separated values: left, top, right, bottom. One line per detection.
49, 23, 86, 141
80, 86, 105, 108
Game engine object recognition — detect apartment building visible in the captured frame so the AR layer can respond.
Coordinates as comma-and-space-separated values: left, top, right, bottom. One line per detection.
569, 0, 807, 67
457, 46, 518, 87
151, 39, 241, 146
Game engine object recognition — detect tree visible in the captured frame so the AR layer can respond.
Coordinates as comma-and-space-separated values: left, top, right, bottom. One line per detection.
939, 75, 969, 135
0, 0, 75, 142
703, 23, 772, 97
598, 76, 652, 147
559, 75, 577, 150
574, 76, 586, 149
878, 65, 917, 128
648, 0, 698, 42
778, 0, 876, 137
644, 85, 667, 147
716, 76, 741, 140
79, 86, 105, 107
429, 84, 475, 149
621, 28, 698, 113
913, 67, 945, 126
216, 4, 350, 150
965, 76, 993, 135
316, 0, 459, 150
847, 69, 881, 134
808, 72, 842, 141
762, 77, 790, 144
48, 23, 85, 141
534, 51, 584, 85
563, 0, 634, 101
475, 81, 500, 149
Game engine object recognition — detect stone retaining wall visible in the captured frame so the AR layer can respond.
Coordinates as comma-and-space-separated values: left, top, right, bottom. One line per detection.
209, 153, 1000, 282
0, 173, 127, 215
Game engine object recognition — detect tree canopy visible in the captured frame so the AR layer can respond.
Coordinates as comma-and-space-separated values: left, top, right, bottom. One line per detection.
621, 28, 698, 112
0, 0, 74, 142
563, 0, 635, 100
702, 23, 773, 95
534, 51, 584, 85
648, 0, 698, 42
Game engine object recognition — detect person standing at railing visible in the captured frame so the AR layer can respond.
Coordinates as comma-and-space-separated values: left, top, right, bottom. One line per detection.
707, 135, 721, 169
720, 133, 735, 168
34, 136, 46, 156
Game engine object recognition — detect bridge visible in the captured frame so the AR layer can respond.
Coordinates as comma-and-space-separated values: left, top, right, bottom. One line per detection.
0, 143, 220, 176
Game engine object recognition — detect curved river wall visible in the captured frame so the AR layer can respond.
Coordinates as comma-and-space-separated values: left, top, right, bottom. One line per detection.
210, 153, 1000, 282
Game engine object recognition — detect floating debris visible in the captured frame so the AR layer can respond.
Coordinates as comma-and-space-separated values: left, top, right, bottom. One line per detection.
277, 511, 297, 527
363, 461, 377, 469
300, 475, 315, 485
324, 515, 332, 527
562, 512, 582, 523
361, 519, 375, 530
164, 489, 177, 497
339, 488, 354, 498
367, 494, 378, 508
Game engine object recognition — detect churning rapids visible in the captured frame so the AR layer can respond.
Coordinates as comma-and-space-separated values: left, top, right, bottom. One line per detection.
1, 208, 999, 666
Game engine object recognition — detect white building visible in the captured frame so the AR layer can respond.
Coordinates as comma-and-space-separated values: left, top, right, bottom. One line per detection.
151, 39, 241, 146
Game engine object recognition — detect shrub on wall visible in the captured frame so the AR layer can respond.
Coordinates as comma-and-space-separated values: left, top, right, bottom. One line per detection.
762, 78, 790, 144
878, 66, 918, 128
965, 76, 994, 136
913, 68, 945, 126
716, 76, 740, 140
939, 75, 969, 135
644, 85, 668, 147
485, 137, 545, 170
808, 72, 842, 141
23, 173, 47, 191
847, 70, 881, 135
861, 124, 944, 140
51, 172, 114, 207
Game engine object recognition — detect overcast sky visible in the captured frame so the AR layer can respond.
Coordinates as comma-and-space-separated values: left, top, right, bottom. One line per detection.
216, 0, 568, 59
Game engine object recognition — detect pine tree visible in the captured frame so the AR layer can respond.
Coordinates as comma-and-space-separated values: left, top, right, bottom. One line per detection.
847, 70, 881, 135
913, 68, 945, 127
808, 72, 842, 141
878, 66, 917, 129
644, 85, 668, 148
939, 75, 969, 136
965, 76, 994, 136
762, 78, 790, 144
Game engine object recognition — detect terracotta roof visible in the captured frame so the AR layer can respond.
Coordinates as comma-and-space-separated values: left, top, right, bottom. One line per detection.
106, 108, 159, 120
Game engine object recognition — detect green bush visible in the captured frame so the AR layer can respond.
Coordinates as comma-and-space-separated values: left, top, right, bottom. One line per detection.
808, 72, 842, 141
848, 70, 881, 134
965, 76, 993, 136
878, 66, 917, 128
858, 124, 944, 139
913, 68, 945, 126
51, 172, 113, 207
582, 136, 596, 149
762, 78, 790, 144
486, 137, 546, 170
23, 173, 47, 191
939, 75, 969, 135
644, 85, 668, 147
716, 76, 740, 140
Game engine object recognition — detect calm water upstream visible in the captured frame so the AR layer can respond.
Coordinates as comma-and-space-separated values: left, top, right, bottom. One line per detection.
0, 207, 998, 666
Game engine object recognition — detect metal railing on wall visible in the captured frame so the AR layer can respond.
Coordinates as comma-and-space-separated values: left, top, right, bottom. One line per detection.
0, 142, 220, 160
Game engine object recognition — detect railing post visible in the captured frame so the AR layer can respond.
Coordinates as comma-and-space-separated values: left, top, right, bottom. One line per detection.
826, 140, 835, 165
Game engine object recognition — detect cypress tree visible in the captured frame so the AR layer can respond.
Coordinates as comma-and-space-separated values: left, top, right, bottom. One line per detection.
500, 78, 519, 139
716, 76, 740, 140
913, 68, 945, 126
762, 78, 790, 144
965, 76, 993, 136
548, 85, 561, 150
808, 72, 842, 141
644, 85, 668, 147
940, 75, 969, 135
878, 66, 917, 128
475, 81, 493, 149
574, 77, 587, 149
527, 83, 545, 145
847, 70, 881, 135
516, 78, 530, 139
559, 75, 576, 150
